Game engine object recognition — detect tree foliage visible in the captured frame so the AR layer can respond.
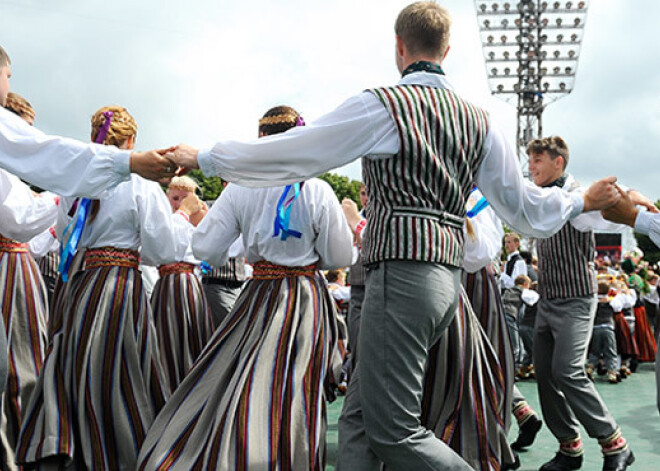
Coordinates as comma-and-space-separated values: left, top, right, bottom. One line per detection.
188, 169, 224, 201
318, 172, 363, 208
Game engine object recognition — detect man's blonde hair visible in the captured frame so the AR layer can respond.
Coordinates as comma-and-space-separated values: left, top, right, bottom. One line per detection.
395, 2, 451, 57
0, 45, 10, 69
168, 175, 199, 193
505, 232, 521, 244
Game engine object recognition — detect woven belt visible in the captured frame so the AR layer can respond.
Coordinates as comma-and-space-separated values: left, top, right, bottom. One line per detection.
84, 247, 140, 270
0, 234, 28, 253
252, 261, 317, 280
158, 262, 195, 277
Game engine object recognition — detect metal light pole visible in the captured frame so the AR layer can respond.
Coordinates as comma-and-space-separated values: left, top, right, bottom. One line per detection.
474, 0, 589, 175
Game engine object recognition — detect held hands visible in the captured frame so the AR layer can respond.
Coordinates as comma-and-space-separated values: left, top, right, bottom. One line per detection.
130, 148, 178, 184
601, 185, 640, 228
341, 198, 362, 232
189, 200, 208, 227
172, 144, 200, 171
582, 176, 620, 212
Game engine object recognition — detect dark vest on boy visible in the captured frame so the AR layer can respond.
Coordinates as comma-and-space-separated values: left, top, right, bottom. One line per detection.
505, 252, 523, 277
595, 300, 615, 327
362, 85, 489, 267
537, 177, 596, 299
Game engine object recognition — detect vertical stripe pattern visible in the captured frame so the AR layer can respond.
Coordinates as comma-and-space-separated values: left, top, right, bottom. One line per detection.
150, 271, 215, 393
537, 222, 596, 299
16, 264, 168, 469
203, 258, 246, 282
0, 248, 49, 471
137, 271, 337, 471
421, 286, 511, 470
362, 85, 489, 266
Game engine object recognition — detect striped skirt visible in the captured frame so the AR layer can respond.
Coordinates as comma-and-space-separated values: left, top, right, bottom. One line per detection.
16, 248, 168, 470
151, 264, 215, 393
633, 305, 656, 362
0, 239, 49, 471
613, 310, 639, 358
422, 284, 512, 471
138, 263, 337, 471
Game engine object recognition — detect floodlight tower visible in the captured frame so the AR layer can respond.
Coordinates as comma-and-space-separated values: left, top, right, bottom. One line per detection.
474, 1, 589, 175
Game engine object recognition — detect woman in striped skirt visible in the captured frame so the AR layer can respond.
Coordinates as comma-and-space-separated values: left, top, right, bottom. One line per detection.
422, 193, 517, 470
16, 105, 196, 470
137, 106, 353, 471
0, 166, 58, 471
150, 176, 214, 393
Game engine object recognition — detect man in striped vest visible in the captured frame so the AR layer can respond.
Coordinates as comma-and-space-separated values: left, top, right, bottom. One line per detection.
170, 3, 623, 470
528, 136, 634, 471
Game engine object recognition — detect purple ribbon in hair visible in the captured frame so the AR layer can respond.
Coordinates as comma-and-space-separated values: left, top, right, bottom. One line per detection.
295, 116, 305, 127
95, 111, 114, 144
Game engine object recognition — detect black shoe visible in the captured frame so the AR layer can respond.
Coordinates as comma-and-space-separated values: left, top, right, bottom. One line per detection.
539, 452, 583, 470
511, 414, 543, 451
603, 448, 634, 471
502, 452, 521, 470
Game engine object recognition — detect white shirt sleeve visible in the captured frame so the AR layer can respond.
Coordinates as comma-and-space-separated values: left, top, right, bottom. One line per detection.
635, 211, 660, 248
609, 293, 626, 313
0, 169, 58, 241
192, 188, 241, 268
135, 179, 194, 266
311, 182, 354, 270
0, 107, 130, 197
28, 226, 58, 258
475, 121, 584, 238
521, 288, 540, 306
197, 92, 398, 187
462, 205, 504, 273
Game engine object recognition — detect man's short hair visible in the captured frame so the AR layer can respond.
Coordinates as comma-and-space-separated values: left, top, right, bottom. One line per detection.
0, 45, 10, 69
526, 136, 570, 170
505, 232, 521, 244
395, 2, 451, 57
514, 275, 531, 287
5, 92, 35, 122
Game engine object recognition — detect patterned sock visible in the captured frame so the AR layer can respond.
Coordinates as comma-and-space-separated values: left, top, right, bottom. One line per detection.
513, 400, 535, 426
559, 436, 585, 457
599, 428, 628, 456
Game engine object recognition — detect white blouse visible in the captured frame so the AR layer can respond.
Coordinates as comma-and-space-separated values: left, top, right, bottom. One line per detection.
0, 107, 130, 198
0, 168, 58, 242
462, 190, 505, 274
193, 179, 353, 270
58, 175, 192, 266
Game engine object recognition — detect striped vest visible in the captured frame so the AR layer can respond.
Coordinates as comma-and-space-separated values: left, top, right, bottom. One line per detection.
537, 179, 596, 299
203, 257, 246, 282
362, 85, 489, 266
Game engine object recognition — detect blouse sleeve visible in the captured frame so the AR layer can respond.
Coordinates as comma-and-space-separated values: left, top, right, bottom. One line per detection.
311, 181, 354, 270
0, 169, 58, 241
192, 187, 241, 268
134, 178, 193, 266
0, 107, 130, 197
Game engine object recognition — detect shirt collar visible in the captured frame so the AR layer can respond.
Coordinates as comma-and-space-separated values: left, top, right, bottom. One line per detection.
398, 71, 454, 91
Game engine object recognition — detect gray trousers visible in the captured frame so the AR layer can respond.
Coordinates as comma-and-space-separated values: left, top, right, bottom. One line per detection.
336, 260, 472, 471
203, 282, 242, 328
505, 313, 522, 369
588, 326, 617, 372
534, 295, 619, 441
347, 285, 365, 370
0, 319, 6, 395
519, 323, 534, 367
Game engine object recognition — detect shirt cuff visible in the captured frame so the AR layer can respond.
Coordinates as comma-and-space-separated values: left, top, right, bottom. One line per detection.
114, 151, 132, 177
175, 210, 190, 223
635, 210, 652, 235
569, 192, 584, 219
197, 149, 216, 177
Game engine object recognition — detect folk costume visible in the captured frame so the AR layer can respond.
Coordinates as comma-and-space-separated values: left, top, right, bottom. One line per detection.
16, 174, 193, 471
137, 179, 352, 470
0, 168, 57, 471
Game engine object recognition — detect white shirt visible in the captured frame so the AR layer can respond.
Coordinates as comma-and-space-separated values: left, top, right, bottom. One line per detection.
0, 107, 130, 197
500, 251, 528, 290
0, 168, 58, 242
192, 179, 353, 269
462, 189, 504, 274
561, 174, 628, 233
58, 175, 192, 266
28, 227, 59, 259
198, 71, 585, 239
635, 210, 660, 249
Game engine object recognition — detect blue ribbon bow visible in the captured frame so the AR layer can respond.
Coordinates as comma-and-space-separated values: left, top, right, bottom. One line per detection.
273, 183, 303, 241
58, 198, 92, 282
466, 187, 490, 218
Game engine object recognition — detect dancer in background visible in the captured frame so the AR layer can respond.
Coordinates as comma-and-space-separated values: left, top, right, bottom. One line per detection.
138, 105, 353, 470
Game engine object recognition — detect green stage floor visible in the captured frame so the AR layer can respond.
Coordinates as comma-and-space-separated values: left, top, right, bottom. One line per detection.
325, 362, 660, 470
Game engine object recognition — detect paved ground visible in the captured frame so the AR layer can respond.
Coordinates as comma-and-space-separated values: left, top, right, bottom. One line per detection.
325, 362, 660, 470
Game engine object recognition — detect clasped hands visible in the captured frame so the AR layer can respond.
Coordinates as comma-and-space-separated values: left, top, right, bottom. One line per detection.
129, 144, 200, 184
585, 177, 658, 227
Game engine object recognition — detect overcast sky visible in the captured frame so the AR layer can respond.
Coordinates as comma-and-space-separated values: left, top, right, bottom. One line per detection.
1, 0, 659, 199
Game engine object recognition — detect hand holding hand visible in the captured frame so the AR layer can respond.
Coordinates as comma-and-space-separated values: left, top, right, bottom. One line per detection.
583, 176, 620, 212
601, 185, 638, 227
627, 189, 659, 214
130, 148, 177, 184
172, 144, 200, 170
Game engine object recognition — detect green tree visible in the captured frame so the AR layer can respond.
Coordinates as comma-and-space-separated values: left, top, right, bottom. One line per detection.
188, 169, 224, 201
318, 172, 363, 208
